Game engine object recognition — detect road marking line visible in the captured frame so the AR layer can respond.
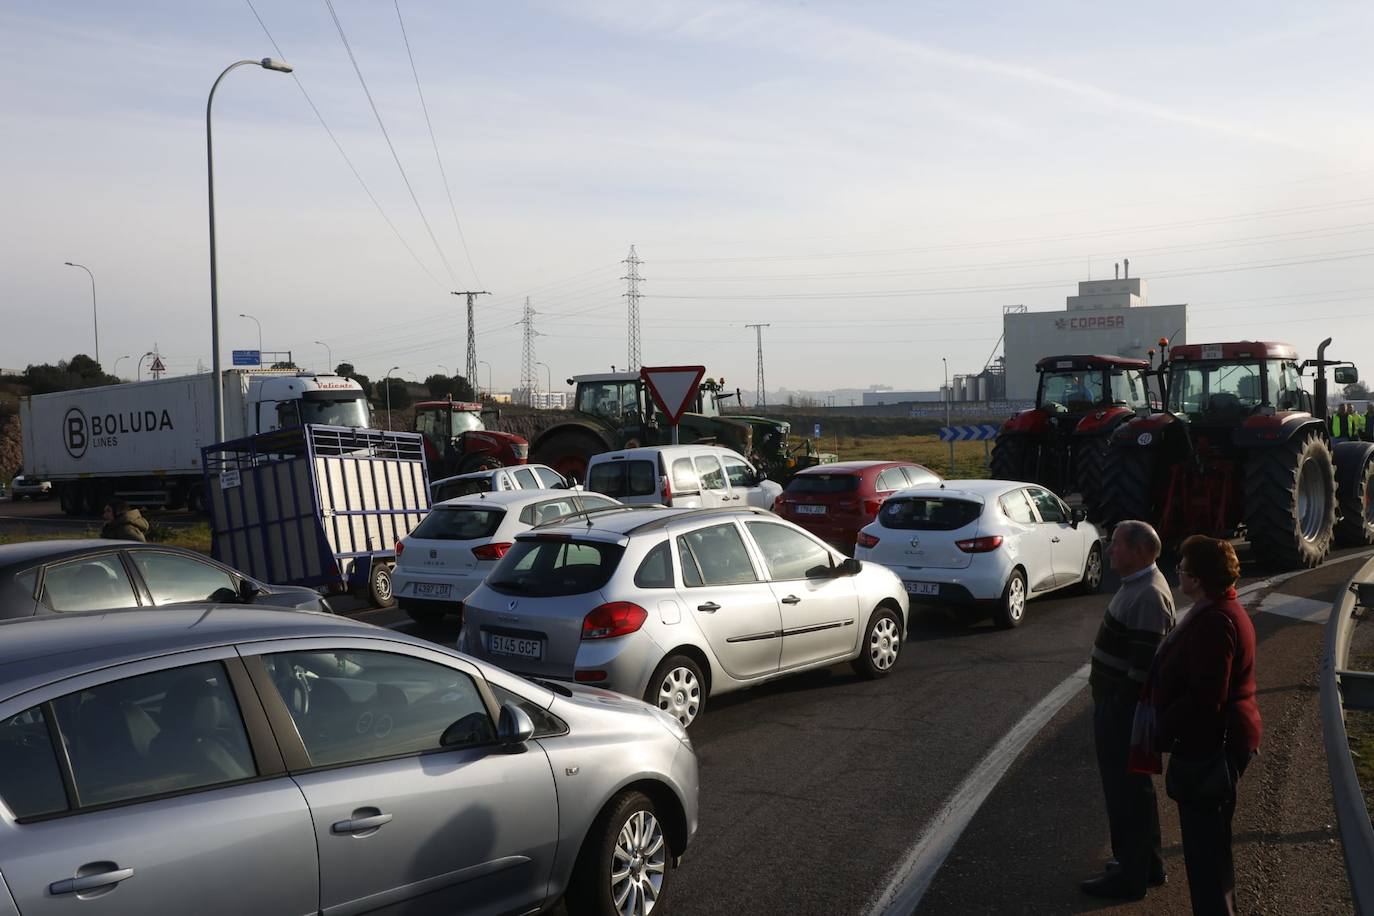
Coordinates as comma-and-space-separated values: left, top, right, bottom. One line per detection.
1257, 593, 1332, 623
865, 549, 1374, 916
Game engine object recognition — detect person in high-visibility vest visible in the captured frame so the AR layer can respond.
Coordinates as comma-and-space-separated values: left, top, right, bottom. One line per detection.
1331, 402, 1365, 441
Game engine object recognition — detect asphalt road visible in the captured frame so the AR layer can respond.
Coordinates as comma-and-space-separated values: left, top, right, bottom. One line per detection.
346, 544, 1370, 916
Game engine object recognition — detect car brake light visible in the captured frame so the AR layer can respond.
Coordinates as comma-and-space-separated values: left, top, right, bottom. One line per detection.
394, 540, 405, 558
581, 601, 649, 640
856, 531, 880, 549
956, 535, 1004, 553
472, 542, 512, 560
661, 474, 673, 506
864, 498, 884, 516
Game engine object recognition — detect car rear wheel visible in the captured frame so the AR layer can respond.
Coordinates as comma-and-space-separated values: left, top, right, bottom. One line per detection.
851, 606, 902, 678
994, 568, 1027, 629
1076, 543, 1104, 594
567, 790, 672, 916
645, 655, 704, 728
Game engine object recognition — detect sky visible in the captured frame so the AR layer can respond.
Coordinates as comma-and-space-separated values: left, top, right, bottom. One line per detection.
2, 0, 1373, 396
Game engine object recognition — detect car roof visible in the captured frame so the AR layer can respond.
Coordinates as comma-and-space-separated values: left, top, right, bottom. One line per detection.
516, 505, 771, 541
0, 607, 425, 701
591, 444, 745, 462
890, 478, 1030, 501
432, 489, 598, 509
0, 539, 148, 569
794, 460, 924, 475
431, 464, 558, 486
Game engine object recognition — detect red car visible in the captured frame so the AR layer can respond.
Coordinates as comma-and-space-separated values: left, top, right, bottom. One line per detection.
773, 460, 942, 554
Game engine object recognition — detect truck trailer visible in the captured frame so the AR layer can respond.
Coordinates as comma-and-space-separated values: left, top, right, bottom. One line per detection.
20, 369, 371, 514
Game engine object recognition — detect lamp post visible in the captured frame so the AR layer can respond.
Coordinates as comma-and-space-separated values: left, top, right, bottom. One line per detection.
63, 262, 99, 367
112, 355, 131, 379
385, 365, 401, 429
208, 57, 293, 444
535, 361, 552, 407
478, 360, 493, 399
239, 313, 263, 359
942, 357, 953, 476
136, 351, 156, 381
314, 340, 332, 373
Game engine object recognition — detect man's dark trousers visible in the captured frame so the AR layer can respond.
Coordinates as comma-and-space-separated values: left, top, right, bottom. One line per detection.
1093, 694, 1164, 888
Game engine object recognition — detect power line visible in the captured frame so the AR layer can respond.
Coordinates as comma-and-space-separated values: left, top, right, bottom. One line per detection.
393, 0, 482, 287
323, 0, 463, 286
243, 0, 445, 289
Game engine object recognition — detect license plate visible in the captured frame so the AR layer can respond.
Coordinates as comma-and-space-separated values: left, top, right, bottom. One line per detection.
795, 504, 827, 515
488, 634, 543, 660
413, 582, 452, 599
904, 581, 940, 596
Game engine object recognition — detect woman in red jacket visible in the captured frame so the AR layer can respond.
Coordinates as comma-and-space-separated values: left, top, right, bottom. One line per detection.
1154, 535, 1261, 916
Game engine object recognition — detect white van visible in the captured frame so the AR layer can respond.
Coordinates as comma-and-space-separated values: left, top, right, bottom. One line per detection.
586, 444, 782, 509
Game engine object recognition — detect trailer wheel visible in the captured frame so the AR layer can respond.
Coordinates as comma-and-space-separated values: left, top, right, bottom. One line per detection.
1333, 444, 1374, 547
1074, 435, 1111, 519
989, 435, 1036, 483
1244, 430, 1335, 569
1098, 443, 1157, 529
369, 562, 396, 608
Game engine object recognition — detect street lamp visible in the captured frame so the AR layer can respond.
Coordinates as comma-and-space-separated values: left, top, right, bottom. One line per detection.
112, 355, 131, 379
314, 340, 332, 373
942, 357, 953, 476
535, 361, 552, 405
136, 351, 156, 381
239, 313, 263, 358
478, 360, 493, 398
385, 365, 401, 429
208, 57, 293, 444
63, 262, 99, 367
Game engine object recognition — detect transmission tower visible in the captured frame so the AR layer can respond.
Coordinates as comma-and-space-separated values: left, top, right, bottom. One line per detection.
451, 290, 489, 393
745, 323, 770, 407
520, 298, 539, 406
622, 245, 643, 370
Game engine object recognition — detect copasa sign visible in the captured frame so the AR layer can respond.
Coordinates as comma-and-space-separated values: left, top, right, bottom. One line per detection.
1054, 315, 1126, 331
64, 406, 174, 459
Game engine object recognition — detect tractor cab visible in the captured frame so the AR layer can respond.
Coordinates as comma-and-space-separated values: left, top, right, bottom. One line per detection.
413, 399, 529, 478
1034, 355, 1153, 418
1164, 343, 1311, 427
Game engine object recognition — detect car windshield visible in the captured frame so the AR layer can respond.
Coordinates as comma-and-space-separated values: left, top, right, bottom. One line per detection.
786, 474, 859, 494
410, 507, 505, 540
487, 538, 625, 597
879, 497, 982, 530
1039, 370, 1104, 412
299, 396, 371, 428
1168, 361, 1266, 418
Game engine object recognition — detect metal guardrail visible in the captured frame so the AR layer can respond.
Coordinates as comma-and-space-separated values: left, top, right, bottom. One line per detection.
1321, 555, 1374, 914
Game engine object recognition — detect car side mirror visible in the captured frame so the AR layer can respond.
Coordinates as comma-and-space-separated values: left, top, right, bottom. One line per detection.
1334, 366, 1358, 385
1071, 507, 1087, 526
836, 557, 862, 577
496, 702, 535, 746
237, 579, 262, 603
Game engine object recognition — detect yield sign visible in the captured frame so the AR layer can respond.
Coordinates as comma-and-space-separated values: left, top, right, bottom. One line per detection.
640, 365, 706, 425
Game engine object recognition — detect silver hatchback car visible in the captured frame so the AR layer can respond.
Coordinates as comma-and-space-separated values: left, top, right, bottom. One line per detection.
461, 507, 910, 727
0, 608, 696, 916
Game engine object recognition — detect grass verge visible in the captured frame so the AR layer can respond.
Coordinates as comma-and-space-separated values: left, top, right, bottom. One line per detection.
0, 522, 212, 555
795, 433, 992, 479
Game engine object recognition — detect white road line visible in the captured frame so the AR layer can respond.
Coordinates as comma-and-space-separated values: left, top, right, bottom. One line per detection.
1257, 593, 1332, 623
865, 550, 1374, 916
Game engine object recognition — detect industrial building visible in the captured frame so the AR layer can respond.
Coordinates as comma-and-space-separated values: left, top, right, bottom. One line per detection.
1001, 268, 1187, 400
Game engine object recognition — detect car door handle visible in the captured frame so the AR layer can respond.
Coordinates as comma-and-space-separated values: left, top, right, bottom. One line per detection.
697, 601, 721, 612
50, 867, 135, 896
780, 595, 801, 605
1051, 537, 1061, 543
332, 811, 394, 834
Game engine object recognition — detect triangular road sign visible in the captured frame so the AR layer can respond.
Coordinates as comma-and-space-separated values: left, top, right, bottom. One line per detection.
149, 356, 166, 373
640, 365, 706, 425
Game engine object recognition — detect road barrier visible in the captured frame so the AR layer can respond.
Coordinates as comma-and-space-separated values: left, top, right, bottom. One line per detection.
1321, 555, 1374, 914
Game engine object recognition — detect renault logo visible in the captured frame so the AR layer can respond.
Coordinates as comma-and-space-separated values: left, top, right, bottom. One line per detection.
910, 537, 920, 548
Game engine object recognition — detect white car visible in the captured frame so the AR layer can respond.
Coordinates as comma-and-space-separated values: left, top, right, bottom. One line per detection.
854, 480, 1104, 628
430, 464, 569, 502
586, 444, 782, 510
393, 489, 624, 625
460, 506, 909, 727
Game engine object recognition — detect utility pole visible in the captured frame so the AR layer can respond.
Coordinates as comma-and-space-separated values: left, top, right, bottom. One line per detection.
451, 290, 490, 392
622, 245, 643, 370
745, 323, 770, 407
520, 298, 539, 406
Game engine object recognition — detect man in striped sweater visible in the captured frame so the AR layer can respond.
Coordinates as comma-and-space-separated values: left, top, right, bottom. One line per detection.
1081, 520, 1177, 901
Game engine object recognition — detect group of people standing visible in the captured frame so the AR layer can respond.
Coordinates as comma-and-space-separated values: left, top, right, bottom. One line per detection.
1331, 401, 1372, 442
1083, 521, 1260, 916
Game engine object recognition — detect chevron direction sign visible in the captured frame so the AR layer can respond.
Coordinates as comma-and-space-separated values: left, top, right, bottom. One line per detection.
938, 424, 1000, 442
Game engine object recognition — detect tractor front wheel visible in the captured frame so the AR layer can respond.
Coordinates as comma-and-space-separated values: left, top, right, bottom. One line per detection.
530, 429, 607, 484
1244, 430, 1335, 569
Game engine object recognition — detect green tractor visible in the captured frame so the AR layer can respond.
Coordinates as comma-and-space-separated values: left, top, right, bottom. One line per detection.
529, 372, 823, 482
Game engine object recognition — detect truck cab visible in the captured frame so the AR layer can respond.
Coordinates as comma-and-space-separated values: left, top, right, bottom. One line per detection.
251, 374, 372, 434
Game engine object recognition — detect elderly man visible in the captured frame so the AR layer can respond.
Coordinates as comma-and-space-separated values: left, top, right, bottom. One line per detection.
1081, 520, 1177, 901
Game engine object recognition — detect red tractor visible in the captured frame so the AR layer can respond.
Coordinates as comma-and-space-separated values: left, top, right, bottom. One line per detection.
1097, 339, 1374, 569
412, 400, 529, 479
990, 354, 1156, 511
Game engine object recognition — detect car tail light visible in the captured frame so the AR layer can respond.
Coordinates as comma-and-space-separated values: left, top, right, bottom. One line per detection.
660, 474, 673, 506
575, 670, 608, 682
856, 531, 880, 549
581, 602, 649, 640
472, 542, 512, 560
394, 540, 406, 559
956, 535, 1004, 553
863, 498, 884, 516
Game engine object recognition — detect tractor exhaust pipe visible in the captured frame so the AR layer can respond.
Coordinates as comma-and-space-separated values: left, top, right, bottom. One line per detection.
1315, 337, 1332, 421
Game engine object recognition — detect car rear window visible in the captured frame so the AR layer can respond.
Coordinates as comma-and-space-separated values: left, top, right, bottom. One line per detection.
410, 507, 505, 540
486, 539, 625, 597
879, 497, 982, 531
432, 478, 490, 501
785, 473, 859, 494
587, 460, 658, 498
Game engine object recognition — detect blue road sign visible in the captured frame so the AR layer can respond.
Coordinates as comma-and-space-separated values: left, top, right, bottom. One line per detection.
232, 350, 261, 366
937, 424, 1000, 442
813, 423, 821, 438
